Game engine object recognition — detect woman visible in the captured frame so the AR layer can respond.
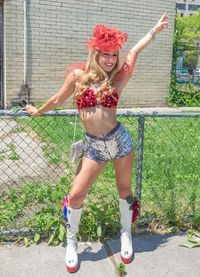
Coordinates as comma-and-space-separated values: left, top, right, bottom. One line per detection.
26, 13, 168, 273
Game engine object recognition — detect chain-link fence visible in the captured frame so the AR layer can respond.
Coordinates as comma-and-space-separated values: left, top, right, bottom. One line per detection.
0, 110, 199, 239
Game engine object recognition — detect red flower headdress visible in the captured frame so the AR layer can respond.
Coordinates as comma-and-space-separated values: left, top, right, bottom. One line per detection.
65, 24, 127, 75
86, 24, 128, 52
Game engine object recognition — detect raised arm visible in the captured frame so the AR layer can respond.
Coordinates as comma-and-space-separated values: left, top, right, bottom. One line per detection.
115, 13, 168, 86
131, 13, 168, 54
26, 70, 81, 116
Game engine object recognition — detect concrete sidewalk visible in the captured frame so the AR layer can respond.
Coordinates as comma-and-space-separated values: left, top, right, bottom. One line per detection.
1, 232, 200, 277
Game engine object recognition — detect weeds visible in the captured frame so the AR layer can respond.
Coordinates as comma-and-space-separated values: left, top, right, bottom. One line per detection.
180, 229, 200, 248
117, 263, 126, 276
0, 142, 20, 161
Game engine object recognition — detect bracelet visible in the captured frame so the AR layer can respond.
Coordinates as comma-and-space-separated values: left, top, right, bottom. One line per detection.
149, 29, 156, 40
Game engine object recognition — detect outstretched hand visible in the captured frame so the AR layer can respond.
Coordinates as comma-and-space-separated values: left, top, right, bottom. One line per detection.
25, 104, 40, 116
154, 13, 169, 33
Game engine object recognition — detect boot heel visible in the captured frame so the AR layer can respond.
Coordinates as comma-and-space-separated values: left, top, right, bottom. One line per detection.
65, 243, 78, 273
66, 264, 78, 273
121, 254, 133, 264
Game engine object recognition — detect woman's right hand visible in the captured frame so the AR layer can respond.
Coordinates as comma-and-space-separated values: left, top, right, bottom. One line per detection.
25, 104, 42, 116
153, 13, 169, 34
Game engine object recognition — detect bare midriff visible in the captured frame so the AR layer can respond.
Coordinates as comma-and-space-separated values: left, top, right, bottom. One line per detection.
79, 106, 117, 136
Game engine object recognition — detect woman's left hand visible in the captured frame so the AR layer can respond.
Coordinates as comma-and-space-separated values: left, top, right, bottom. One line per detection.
25, 104, 41, 116
153, 13, 169, 34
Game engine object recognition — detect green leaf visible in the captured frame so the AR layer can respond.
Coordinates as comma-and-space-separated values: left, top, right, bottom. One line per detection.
117, 262, 126, 275
193, 231, 200, 238
179, 242, 200, 248
44, 199, 57, 212
48, 231, 56, 245
53, 240, 60, 246
24, 237, 30, 247
58, 224, 66, 242
196, 234, 200, 238
34, 233, 40, 244
97, 225, 102, 238
187, 234, 200, 244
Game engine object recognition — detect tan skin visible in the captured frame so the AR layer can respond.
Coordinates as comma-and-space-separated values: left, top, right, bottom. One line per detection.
26, 13, 168, 208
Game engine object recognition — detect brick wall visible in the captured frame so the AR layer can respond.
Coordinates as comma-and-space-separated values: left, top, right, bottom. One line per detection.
3, 0, 176, 108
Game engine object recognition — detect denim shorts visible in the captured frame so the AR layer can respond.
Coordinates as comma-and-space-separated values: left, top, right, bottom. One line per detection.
83, 122, 134, 163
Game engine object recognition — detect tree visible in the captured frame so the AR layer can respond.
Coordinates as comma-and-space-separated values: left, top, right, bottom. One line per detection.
168, 10, 200, 107
176, 9, 200, 68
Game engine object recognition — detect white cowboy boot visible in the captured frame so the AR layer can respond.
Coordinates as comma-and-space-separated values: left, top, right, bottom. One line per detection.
119, 197, 133, 264
65, 204, 82, 273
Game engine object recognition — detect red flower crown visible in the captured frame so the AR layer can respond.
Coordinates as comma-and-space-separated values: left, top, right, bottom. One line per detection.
86, 24, 128, 52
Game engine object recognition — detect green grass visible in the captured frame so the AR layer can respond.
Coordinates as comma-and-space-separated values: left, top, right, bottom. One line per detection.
139, 117, 200, 225
0, 115, 199, 243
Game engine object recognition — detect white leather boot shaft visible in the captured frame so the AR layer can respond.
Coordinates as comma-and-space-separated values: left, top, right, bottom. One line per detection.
119, 198, 133, 263
119, 198, 133, 234
65, 206, 82, 272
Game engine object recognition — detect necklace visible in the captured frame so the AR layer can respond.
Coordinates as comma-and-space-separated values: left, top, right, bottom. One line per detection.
91, 83, 101, 93
92, 82, 100, 88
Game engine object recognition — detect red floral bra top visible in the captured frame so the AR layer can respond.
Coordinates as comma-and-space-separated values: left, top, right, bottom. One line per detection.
76, 87, 119, 110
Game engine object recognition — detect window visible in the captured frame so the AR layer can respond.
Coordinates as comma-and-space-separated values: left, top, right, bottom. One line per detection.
188, 4, 200, 10
176, 3, 186, 10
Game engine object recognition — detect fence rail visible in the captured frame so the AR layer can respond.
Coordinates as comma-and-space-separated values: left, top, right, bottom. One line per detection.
0, 110, 199, 239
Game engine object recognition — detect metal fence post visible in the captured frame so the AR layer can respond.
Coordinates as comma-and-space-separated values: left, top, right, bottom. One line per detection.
136, 116, 145, 203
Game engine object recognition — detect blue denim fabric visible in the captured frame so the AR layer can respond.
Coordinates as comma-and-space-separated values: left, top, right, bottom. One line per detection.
83, 122, 134, 163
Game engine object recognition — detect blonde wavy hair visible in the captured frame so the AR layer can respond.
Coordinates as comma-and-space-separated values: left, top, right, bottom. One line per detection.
74, 49, 121, 102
